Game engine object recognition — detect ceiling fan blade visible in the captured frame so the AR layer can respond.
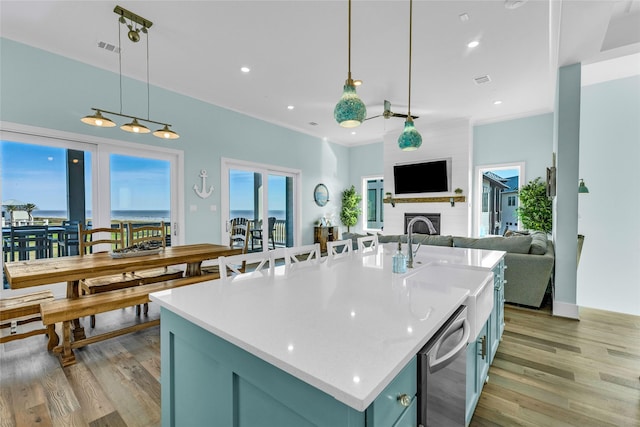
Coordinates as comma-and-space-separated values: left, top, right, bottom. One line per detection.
364, 114, 383, 121
384, 100, 391, 112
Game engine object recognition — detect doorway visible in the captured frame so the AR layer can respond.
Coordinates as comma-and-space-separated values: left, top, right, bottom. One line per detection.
221, 158, 300, 251
474, 163, 524, 237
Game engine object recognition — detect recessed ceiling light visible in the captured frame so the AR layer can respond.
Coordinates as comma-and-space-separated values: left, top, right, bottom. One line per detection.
493, 100, 503, 105
351, 131, 356, 135
459, 13, 469, 22
504, 0, 528, 10
467, 40, 480, 48
287, 105, 294, 110
353, 80, 363, 86
240, 66, 250, 73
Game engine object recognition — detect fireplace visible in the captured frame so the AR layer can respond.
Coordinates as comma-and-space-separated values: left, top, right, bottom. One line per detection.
404, 213, 441, 235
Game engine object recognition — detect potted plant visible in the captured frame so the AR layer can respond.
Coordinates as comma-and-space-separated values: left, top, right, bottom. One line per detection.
340, 185, 362, 233
454, 188, 463, 195
516, 177, 552, 233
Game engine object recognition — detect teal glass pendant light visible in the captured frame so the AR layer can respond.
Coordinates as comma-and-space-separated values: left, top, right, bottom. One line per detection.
398, 0, 422, 151
334, 0, 366, 128
398, 117, 422, 151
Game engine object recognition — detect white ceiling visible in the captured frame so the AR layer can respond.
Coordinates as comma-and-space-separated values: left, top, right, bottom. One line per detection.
1, 1, 639, 146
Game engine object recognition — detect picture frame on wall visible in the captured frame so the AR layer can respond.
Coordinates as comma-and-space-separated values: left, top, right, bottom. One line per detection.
546, 166, 556, 198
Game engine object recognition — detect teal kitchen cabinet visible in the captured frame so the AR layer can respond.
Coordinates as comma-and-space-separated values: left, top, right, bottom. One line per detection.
160, 308, 418, 427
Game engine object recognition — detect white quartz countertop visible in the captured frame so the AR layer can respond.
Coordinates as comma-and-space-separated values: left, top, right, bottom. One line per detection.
150, 246, 500, 412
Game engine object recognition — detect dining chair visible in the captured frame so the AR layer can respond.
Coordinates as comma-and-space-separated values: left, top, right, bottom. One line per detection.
200, 219, 249, 277
230, 220, 250, 251
357, 235, 379, 253
326, 239, 353, 259
78, 222, 139, 328
126, 221, 184, 316
8, 225, 52, 261
57, 220, 81, 256
284, 243, 321, 266
251, 216, 276, 250
218, 250, 274, 279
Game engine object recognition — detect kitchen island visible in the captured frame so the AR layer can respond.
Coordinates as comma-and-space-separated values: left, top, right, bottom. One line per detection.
150, 245, 504, 426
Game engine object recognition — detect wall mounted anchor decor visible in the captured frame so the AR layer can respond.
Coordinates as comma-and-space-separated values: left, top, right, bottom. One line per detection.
194, 169, 213, 199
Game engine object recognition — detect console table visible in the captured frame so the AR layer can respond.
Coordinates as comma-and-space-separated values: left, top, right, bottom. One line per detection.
314, 226, 338, 253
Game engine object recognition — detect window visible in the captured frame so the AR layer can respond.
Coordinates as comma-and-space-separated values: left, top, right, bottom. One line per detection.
363, 177, 383, 231
482, 187, 489, 213
1, 126, 183, 262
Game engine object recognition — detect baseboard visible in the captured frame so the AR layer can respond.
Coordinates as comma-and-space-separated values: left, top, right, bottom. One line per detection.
552, 300, 580, 319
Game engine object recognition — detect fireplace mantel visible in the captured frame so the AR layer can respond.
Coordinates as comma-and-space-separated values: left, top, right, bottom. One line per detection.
383, 196, 465, 204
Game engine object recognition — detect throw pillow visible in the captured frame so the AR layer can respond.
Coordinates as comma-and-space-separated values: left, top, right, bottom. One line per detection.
453, 235, 532, 254
411, 234, 453, 247
528, 231, 548, 255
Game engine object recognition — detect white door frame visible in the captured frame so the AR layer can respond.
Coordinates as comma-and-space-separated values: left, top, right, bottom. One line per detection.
221, 157, 301, 249
474, 162, 525, 237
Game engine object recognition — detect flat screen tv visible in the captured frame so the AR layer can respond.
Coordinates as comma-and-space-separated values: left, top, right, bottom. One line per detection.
394, 159, 450, 194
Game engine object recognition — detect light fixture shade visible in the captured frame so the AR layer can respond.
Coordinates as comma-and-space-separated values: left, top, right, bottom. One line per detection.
334, 82, 366, 128
81, 110, 116, 127
121, 118, 150, 134
398, 117, 422, 151
578, 179, 589, 193
153, 125, 180, 139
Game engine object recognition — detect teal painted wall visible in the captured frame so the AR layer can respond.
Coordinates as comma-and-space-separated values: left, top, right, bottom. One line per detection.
0, 38, 349, 245
473, 113, 554, 183
552, 64, 581, 315
578, 75, 640, 315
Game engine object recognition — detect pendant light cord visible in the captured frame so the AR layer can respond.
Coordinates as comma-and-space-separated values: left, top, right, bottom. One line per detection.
347, 0, 352, 81
146, 28, 150, 121
408, 0, 413, 118
118, 17, 123, 115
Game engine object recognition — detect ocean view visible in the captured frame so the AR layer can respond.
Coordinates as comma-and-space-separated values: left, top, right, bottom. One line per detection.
32, 209, 287, 222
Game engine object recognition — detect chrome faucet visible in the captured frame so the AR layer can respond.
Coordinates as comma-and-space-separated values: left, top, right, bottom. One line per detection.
406, 216, 434, 268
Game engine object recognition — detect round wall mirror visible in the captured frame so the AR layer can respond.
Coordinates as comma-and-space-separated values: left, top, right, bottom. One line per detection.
314, 184, 329, 207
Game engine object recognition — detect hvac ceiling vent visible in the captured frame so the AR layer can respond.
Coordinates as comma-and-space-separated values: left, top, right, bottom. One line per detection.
474, 75, 491, 85
97, 41, 121, 54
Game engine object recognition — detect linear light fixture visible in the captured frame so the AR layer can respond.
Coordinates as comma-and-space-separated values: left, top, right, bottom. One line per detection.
81, 6, 179, 140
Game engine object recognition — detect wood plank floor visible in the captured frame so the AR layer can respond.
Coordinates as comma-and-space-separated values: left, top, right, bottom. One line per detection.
1, 303, 638, 426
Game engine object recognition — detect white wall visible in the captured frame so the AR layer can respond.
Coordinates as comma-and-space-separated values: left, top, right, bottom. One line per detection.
383, 119, 471, 237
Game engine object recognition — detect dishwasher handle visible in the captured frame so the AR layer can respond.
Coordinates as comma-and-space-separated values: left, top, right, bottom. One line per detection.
428, 317, 470, 374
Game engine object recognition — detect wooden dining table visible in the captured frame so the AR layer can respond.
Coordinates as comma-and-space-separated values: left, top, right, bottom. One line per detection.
3, 243, 241, 340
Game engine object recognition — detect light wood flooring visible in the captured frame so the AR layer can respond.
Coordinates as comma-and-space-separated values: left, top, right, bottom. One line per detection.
1, 303, 638, 426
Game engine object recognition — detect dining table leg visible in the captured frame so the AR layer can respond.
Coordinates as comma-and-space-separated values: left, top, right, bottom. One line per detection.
185, 261, 202, 277
66, 279, 86, 341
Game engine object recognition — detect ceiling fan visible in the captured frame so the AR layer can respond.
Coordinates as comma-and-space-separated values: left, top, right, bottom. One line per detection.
365, 100, 419, 121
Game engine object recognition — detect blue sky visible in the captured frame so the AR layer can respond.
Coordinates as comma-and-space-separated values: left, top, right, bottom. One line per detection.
230, 169, 286, 212
1, 141, 169, 212
2, 141, 286, 214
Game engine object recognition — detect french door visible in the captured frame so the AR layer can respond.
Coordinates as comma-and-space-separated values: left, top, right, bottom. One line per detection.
221, 158, 300, 251
1, 125, 183, 256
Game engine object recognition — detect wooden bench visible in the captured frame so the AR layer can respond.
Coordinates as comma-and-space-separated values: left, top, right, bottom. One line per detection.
1, 290, 58, 350
40, 274, 215, 367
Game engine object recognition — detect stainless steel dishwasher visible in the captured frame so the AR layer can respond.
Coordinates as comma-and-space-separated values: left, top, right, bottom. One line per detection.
418, 305, 470, 427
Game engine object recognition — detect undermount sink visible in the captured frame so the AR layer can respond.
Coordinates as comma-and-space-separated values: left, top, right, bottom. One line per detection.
405, 264, 494, 342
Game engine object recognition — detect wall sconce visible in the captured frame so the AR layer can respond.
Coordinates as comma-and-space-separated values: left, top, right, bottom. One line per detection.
578, 179, 589, 194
